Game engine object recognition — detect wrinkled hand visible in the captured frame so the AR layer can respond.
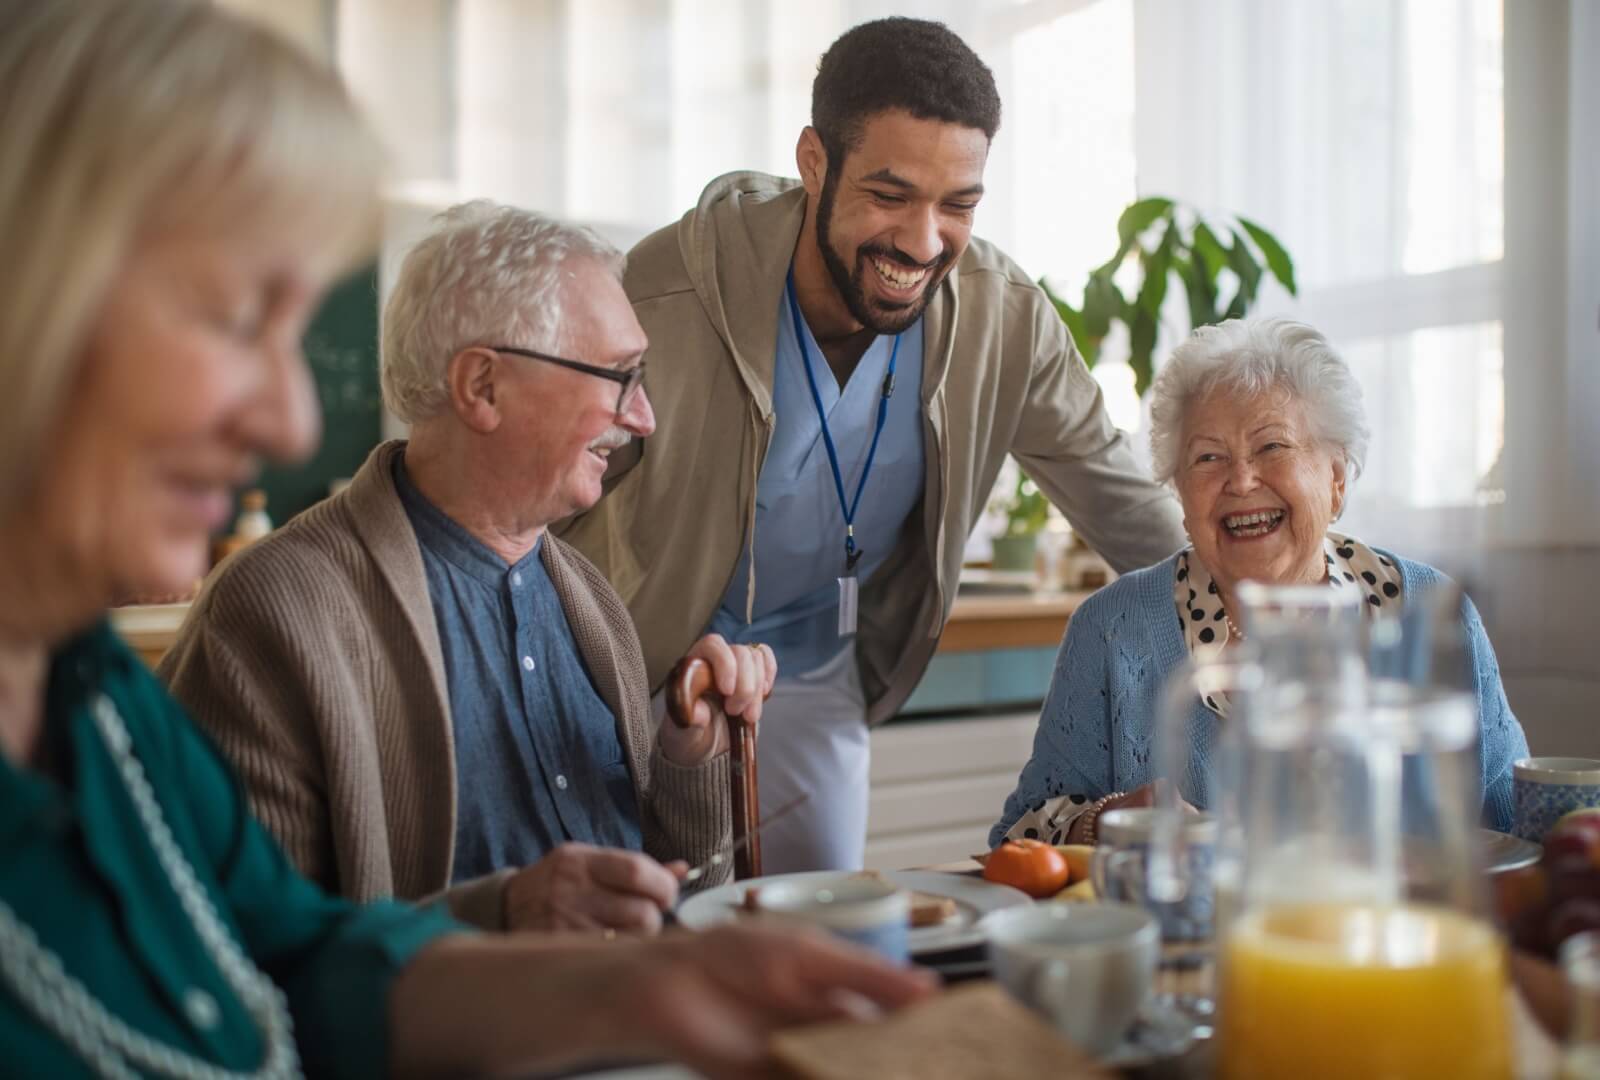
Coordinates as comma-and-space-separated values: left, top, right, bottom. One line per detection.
658, 634, 777, 766
503, 843, 687, 935
620, 924, 937, 1080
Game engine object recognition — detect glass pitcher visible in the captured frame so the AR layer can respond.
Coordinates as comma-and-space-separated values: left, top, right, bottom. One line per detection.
1149, 581, 1512, 1080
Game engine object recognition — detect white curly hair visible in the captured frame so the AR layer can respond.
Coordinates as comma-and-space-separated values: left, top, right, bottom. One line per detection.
380, 200, 625, 425
1148, 317, 1370, 504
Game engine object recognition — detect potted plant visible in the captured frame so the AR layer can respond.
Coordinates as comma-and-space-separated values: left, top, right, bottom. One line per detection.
1041, 196, 1298, 395
990, 469, 1051, 572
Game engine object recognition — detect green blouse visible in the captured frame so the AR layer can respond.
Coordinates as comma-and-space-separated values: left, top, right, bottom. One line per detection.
0, 623, 464, 1077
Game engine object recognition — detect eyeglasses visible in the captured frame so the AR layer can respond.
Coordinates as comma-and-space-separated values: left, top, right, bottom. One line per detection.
487, 345, 646, 418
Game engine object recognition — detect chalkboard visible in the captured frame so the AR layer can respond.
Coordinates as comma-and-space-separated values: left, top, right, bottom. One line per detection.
251, 263, 383, 525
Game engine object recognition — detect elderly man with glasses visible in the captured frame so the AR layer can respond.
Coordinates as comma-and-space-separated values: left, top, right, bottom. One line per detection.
160, 202, 773, 934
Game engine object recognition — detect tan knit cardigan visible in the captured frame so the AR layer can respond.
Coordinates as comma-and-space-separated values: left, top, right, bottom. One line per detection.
159, 441, 731, 929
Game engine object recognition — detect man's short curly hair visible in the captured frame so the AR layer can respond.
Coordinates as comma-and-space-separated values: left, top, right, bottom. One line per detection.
812, 17, 1001, 171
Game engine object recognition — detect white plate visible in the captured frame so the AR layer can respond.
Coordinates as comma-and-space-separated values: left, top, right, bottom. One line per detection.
676, 870, 1032, 955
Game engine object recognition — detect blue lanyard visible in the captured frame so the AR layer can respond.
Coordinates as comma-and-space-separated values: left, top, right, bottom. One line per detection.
785, 269, 899, 574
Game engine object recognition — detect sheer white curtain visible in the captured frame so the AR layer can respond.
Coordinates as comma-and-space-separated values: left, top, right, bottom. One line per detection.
1133, 0, 1510, 555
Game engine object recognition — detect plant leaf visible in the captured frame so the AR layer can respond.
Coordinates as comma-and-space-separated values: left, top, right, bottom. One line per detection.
1083, 270, 1123, 339
1040, 277, 1097, 368
1221, 227, 1262, 321
1173, 254, 1218, 328
1129, 307, 1158, 398
1191, 221, 1228, 281
1237, 216, 1298, 295
1136, 241, 1171, 322
1117, 197, 1175, 247
1096, 198, 1175, 276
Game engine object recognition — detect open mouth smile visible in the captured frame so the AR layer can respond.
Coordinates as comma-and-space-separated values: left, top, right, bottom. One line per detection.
1223, 509, 1285, 539
870, 256, 928, 292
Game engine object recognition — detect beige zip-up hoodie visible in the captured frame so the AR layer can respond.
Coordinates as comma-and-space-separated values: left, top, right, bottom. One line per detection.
557, 172, 1185, 724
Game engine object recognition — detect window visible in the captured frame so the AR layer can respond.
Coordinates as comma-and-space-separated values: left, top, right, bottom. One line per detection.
1135, 0, 1506, 524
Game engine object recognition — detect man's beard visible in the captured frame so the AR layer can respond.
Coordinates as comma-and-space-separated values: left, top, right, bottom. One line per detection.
815, 170, 951, 335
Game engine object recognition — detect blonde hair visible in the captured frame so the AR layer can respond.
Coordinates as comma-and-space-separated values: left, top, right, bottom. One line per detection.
0, 0, 383, 514
381, 201, 625, 425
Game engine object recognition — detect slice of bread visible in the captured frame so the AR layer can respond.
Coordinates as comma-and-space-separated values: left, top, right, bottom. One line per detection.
853, 871, 958, 928
769, 982, 1113, 1079
907, 892, 959, 928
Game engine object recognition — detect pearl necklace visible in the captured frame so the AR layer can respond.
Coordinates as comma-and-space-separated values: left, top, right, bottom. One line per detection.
0, 694, 301, 1080
1225, 612, 1245, 641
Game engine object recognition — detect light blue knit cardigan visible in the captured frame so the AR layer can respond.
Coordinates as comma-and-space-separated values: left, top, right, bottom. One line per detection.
990, 551, 1529, 844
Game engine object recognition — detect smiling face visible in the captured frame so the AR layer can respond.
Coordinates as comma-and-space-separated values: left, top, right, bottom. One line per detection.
802, 109, 989, 334
497, 259, 654, 524
29, 221, 325, 606
1175, 387, 1347, 601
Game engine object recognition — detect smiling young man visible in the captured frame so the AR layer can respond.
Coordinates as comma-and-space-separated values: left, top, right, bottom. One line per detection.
557, 18, 1187, 871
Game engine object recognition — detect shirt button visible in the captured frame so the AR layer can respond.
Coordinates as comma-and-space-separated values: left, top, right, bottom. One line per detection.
184, 988, 220, 1030
555, 774, 569, 791
522, 655, 535, 672
511, 572, 523, 587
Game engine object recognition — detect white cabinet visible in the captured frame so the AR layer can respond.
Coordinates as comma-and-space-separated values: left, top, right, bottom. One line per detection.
863, 712, 1038, 870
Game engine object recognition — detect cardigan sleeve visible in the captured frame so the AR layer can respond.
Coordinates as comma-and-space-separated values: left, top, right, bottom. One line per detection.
990, 596, 1119, 846
645, 747, 732, 888
1461, 590, 1528, 831
158, 575, 343, 891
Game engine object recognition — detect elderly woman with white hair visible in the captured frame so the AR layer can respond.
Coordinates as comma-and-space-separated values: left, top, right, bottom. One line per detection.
991, 317, 1528, 845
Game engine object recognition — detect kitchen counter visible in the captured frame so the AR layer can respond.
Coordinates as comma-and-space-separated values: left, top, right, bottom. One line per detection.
109, 602, 192, 670
936, 589, 1087, 653
112, 588, 1092, 670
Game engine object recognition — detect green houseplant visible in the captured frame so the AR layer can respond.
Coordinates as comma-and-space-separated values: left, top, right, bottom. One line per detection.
989, 472, 1050, 571
1040, 197, 1299, 396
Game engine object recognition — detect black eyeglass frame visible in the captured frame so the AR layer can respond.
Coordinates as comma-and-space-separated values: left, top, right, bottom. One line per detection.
486, 345, 645, 417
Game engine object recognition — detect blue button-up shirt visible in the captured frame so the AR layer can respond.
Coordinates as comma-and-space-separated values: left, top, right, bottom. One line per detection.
708, 290, 926, 677
394, 455, 642, 883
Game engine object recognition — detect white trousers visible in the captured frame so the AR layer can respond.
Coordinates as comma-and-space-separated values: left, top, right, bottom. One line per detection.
752, 646, 871, 873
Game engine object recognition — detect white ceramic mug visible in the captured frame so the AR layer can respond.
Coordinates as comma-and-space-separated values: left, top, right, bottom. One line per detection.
753, 875, 911, 963
980, 901, 1159, 1057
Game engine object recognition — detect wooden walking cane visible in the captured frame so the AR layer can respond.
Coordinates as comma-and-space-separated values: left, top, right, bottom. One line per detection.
666, 656, 762, 879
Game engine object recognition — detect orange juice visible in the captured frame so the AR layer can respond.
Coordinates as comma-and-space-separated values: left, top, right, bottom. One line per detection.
1218, 902, 1512, 1079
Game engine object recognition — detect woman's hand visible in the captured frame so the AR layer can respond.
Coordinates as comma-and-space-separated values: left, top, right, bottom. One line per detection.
1066, 779, 1198, 844
618, 925, 937, 1078
390, 923, 937, 1079
657, 635, 777, 766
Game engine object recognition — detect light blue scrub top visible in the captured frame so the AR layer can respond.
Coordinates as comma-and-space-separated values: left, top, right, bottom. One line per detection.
707, 288, 926, 677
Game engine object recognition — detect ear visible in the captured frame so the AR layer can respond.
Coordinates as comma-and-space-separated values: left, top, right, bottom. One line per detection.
446, 347, 503, 434
796, 127, 828, 197
1329, 455, 1349, 518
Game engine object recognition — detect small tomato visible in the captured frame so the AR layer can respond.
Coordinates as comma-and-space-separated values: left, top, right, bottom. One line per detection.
983, 839, 1071, 898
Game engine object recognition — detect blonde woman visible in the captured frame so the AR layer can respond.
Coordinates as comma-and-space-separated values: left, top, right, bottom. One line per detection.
0, 3, 929, 1077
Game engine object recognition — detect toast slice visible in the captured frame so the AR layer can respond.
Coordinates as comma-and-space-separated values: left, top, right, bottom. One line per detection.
854, 870, 959, 928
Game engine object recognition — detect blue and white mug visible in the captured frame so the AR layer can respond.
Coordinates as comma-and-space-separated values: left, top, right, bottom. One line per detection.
1513, 757, 1600, 842
753, 874, 910, 963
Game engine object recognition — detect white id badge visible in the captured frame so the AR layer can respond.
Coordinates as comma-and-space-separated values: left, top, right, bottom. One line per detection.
836, 575, 859, 636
